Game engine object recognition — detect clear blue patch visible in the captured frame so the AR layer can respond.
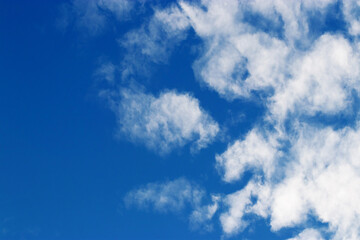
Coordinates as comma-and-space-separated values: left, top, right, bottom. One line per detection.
242, 10, 285, 39
307, 1, 347, 38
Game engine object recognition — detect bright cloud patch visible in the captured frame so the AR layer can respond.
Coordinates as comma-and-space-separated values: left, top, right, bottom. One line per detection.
180, 0, 290, 99
272, 125, 360, 238
270, 34, 360, 120
106, 89, 219, 154
216, 129, 280, 182
287, 229, 325, 240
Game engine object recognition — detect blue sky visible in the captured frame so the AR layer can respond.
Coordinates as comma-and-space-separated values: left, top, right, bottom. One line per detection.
2, 0, 360, 239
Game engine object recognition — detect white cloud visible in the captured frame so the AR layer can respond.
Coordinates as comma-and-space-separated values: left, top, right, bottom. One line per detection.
270, 124, 360, 239
155, 4, 190, 33
343, 0, 360, 36
220, 185, 253, 235
220, 180, 273, 235
189, 194, 220, 231
216, 129, 280, 182
178, 0, 347, 101
124, 178, 204, 213
287, 228, 324, 240
190, 32, 289, 99
105, 88, 219, 154
180, 0, 360, 117
269, 34, 360, 121
180, 0, 290, 99
179, 0, 240, 38
217, 123, 360, 239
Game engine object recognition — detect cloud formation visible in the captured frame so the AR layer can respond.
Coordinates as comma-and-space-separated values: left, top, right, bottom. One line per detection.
103, 88, 219, 154
67, 0, 360, 238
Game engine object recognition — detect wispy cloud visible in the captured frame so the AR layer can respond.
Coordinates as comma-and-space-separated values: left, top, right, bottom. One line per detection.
57, 0, 134, 34
95, 62, 116, 84
119, 3, 190, 81
124, 178, 220, 230
124, 178, 204, 213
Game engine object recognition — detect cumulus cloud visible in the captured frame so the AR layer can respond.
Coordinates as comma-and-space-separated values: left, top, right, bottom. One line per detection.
271, 125, 360, 238
180, 0, 289, 99
104, 88, 219, 154
269, 34, 360, 121
216, 129, 280, 182
217, 123, 360, 239
220, 181, 264, 235
178, 0, 354, 101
